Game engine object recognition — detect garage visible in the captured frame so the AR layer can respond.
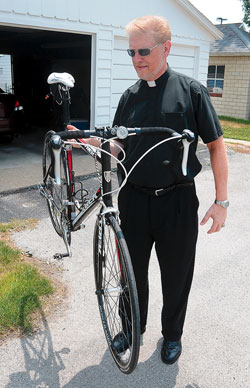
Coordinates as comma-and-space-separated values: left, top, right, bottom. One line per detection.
0, 25, 92, 131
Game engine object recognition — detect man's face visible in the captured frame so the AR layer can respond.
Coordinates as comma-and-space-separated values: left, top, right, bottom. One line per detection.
129, 31, 171, 81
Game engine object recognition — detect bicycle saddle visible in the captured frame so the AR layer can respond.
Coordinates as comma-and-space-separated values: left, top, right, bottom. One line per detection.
47, 72, 75, 88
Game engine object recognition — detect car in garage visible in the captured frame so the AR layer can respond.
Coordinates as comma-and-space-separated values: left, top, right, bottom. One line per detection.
0, 88, 25, 141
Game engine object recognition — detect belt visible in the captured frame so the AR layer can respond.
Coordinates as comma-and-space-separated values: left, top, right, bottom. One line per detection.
130, 182, 194, 197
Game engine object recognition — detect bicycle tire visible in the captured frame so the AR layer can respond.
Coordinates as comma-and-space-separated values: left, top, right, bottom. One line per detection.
42, 131, 71, 245
93, 213, 140, 374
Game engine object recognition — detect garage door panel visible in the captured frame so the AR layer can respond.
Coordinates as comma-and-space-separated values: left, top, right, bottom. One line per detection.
168, 55, 194, 69
113, 49, 131, 65
170, 44, 195, 57
114, 37, 128, 50
168, 44, 196, 77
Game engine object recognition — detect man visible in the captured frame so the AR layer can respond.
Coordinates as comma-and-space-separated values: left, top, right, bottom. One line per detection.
111, 15, 228, 365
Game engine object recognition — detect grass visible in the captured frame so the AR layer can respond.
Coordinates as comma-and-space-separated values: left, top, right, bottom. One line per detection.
0, 219, 54, 335
0, 218, 37, 233
219, 116, 250, 142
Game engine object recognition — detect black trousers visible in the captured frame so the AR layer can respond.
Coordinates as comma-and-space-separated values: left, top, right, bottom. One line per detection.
118, 183, 199, 341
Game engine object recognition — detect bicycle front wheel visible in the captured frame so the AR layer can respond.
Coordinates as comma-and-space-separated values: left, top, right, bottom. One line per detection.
42, 131, 71, 245
93, 213, 140, 374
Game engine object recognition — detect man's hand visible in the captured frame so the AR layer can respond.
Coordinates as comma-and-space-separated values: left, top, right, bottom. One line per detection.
200, 203, 227, 234
67, 124, 82, 148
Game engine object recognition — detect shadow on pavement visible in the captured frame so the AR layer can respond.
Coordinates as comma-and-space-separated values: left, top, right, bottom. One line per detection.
62, 339, 180, 388
5, 295, 70, 388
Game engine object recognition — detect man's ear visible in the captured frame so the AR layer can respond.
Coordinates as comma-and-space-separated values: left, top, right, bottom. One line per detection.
164, 40, 171, 57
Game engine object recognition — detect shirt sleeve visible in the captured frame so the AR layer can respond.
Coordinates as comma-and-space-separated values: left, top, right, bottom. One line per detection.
191, 81, 223, 144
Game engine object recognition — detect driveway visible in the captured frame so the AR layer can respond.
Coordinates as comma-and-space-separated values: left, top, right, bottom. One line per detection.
0, 146, 249, 388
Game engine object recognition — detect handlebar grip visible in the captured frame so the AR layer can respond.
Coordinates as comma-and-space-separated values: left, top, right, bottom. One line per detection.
138, 127, 180, 137
56, 130, 91, 139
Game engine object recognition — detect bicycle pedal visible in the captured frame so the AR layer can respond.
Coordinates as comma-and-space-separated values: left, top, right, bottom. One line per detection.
53, 252, 70, 260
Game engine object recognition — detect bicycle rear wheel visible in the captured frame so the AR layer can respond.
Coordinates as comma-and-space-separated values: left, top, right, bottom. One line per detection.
93, 213, 140, 374
42, 131, 71, 245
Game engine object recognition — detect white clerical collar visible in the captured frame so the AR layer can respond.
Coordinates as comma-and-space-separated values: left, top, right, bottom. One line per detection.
147, 80, 156, 87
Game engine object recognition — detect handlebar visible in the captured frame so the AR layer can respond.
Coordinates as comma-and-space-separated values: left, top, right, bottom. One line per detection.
56, 126, 194, 141
53, 126, 195, 177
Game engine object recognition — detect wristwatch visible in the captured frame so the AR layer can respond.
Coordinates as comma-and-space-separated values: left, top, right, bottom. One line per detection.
214, 199, 229, 208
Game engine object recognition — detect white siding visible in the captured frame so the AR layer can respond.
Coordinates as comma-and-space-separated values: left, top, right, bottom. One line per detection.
95, 28, 113, 126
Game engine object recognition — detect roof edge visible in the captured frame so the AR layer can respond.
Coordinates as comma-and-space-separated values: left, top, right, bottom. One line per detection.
176, 0, 224, 40
210, 52, 250, 56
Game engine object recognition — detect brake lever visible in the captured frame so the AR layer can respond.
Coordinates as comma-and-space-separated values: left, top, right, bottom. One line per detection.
181, 129, 195, 176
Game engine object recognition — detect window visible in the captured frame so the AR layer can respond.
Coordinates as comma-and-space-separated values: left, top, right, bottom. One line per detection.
207, 65, 225, 97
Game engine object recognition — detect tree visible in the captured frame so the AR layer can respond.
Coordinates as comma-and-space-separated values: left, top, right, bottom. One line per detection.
241, 0, 250, 27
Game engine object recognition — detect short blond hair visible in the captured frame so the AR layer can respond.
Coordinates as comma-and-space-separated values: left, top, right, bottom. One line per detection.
125, 15, 171, 42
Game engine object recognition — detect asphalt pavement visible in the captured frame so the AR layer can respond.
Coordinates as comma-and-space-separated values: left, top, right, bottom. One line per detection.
0, 140, 250, 387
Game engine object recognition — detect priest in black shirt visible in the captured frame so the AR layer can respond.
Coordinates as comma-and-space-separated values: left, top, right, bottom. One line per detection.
112, 15, 228, 365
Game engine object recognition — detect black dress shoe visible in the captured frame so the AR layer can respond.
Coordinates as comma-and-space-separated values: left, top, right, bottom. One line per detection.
161, 339, 182, 364
112, 332, 131, 353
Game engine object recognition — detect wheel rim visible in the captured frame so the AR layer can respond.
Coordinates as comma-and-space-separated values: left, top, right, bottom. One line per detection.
97, 218, 136, 370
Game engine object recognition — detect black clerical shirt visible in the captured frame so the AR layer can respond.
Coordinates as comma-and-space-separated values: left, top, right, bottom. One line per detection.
113, 66, 222, 188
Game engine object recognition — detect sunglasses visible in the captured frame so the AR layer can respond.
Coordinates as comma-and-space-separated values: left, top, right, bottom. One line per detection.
127, 43, 162, 57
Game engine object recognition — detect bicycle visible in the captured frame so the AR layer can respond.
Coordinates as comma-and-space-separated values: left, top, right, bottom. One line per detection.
38, 72, 195, 374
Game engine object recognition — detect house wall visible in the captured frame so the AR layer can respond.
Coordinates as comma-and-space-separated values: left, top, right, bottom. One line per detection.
0, 0, 216, 126
209, 56, 250, 120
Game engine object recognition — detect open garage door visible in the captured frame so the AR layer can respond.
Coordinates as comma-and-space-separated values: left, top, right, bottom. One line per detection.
0, 25, 92, 131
